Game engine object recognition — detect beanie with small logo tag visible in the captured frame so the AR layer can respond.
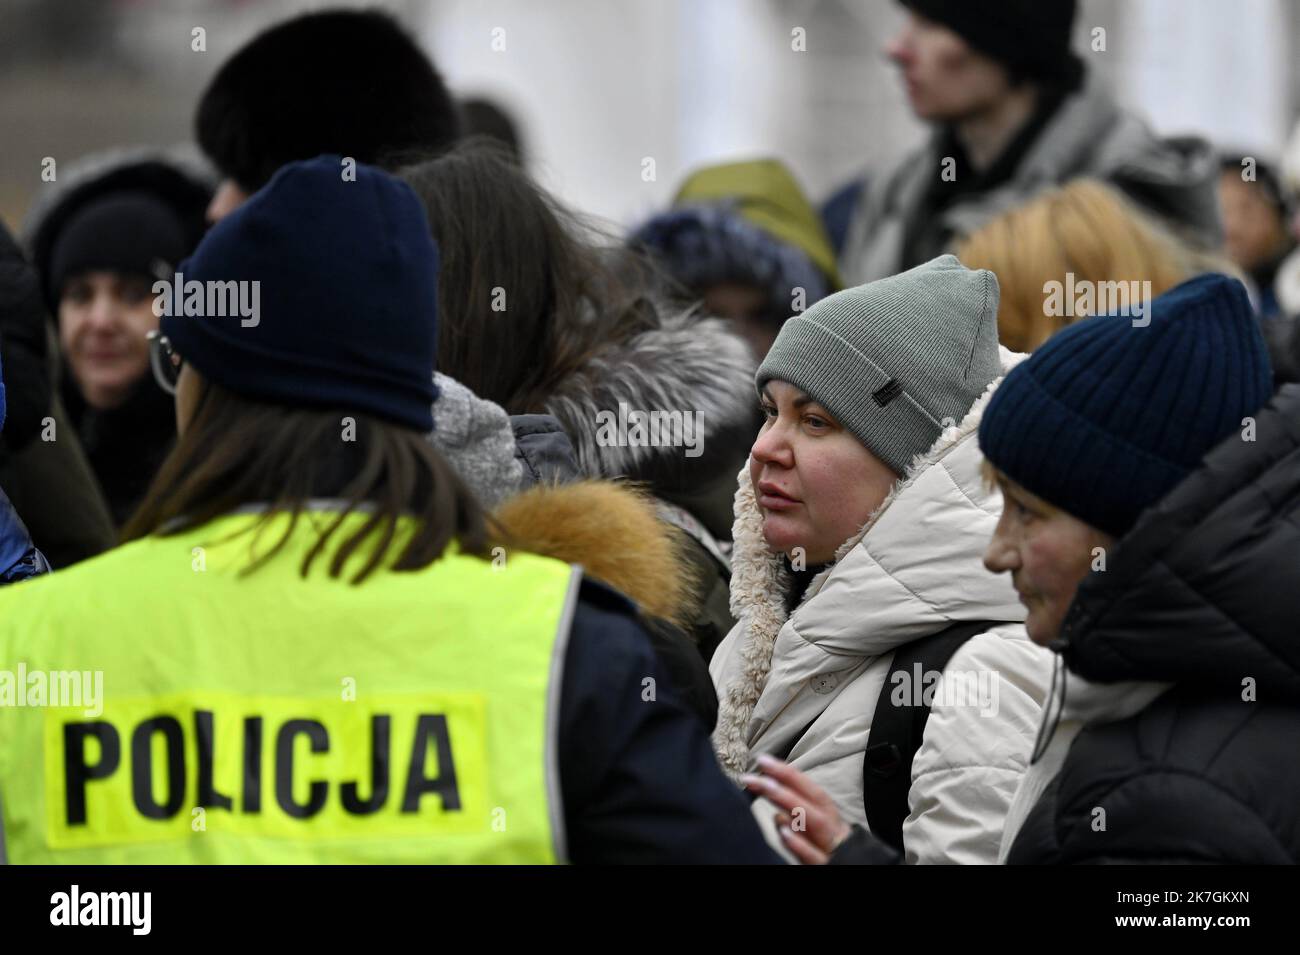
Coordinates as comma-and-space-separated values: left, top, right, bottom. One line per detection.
756, 254, 1002, 474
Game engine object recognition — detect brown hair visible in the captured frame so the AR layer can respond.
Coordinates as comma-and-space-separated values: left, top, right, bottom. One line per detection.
122, 379, 490, 583
957, 179, 1236, 352
398, 139, 673, 413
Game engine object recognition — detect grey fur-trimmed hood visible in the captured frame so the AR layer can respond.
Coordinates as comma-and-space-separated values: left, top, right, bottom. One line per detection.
541, 306, 759, 526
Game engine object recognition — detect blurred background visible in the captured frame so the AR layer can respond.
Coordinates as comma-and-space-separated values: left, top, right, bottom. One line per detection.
2, 0, 1298, 229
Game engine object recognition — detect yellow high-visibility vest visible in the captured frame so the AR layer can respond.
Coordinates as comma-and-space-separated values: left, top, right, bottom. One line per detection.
0, 508, 579, 864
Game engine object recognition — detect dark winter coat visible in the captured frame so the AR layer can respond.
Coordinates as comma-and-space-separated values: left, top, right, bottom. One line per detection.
560, 577, 781, 863
495, 479, 720, 731
1008, 384, 1300, 865
1265, 315, 1300, 386
0, 220, 115, 566
59, 373, 177, 528
20, 147, 213, 534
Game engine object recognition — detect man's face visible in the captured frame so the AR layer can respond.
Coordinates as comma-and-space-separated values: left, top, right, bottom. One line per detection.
206, 179, 250, 224
983, 470, 1115, 646
886, 13, 1014, 122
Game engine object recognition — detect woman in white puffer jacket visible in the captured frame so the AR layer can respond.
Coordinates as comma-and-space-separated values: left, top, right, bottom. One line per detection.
710, 255, 1053, 864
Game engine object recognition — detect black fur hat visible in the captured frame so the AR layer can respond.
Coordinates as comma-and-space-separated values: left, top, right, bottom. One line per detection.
195, 9, 460, 192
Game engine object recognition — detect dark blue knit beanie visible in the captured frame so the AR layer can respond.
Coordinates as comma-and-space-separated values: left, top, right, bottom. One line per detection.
979, 273, 1273, 538
160, 154, 439, 431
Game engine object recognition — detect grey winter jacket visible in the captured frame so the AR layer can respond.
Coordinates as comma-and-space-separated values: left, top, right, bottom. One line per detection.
840, 73, 1222, 284
427, 372, 580, 507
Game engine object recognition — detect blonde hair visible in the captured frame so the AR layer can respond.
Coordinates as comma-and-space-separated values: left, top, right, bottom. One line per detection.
979, 458, 1063, 517
956, 180, 1235, 352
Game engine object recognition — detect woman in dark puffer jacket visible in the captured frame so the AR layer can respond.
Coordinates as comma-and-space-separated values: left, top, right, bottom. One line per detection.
997, 380, 1300, 864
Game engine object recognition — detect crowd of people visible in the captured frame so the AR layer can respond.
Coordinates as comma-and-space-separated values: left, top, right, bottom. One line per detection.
0, 0, 1296, 865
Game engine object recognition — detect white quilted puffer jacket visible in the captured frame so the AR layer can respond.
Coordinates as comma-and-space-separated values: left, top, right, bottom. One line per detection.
710, 348, 1053, 864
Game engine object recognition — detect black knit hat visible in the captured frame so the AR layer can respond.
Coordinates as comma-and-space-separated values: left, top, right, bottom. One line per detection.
27, 158, 212, 313
195, 10, 460, 192
900, 0, 1084, 91
47, 193, 187, 306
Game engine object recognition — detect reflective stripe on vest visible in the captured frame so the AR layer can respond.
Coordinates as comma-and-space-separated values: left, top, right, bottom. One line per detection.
0, 510, 579, 864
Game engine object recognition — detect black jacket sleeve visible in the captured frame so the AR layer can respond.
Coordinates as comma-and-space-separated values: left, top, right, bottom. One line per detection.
558, 579, 782, 864
0, 220, 53, 455
828, 825, 902, 865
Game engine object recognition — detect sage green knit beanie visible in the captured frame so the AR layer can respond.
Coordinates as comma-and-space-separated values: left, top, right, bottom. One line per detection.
757, 254, 1001, 473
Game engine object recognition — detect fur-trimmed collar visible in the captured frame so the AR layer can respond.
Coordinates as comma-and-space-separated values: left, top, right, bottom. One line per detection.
493, 479, 696, 630
713, 347, 1028, 775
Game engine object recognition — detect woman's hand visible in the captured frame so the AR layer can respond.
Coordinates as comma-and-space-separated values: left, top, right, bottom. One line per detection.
742, 753, 852, 864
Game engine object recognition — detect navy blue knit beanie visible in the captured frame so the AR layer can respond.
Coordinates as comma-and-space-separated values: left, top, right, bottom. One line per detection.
979, 273, 1273, 538
160, 154, 439, 431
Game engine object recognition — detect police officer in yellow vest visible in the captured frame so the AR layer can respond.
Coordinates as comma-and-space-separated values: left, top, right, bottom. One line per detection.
0, 156, 779, 864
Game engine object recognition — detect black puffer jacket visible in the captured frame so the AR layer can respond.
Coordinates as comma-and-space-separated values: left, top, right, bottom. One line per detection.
1009, 384, 1300, 865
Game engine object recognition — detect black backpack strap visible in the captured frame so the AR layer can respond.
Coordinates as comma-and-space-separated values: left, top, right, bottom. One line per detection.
862, 619, 999, 854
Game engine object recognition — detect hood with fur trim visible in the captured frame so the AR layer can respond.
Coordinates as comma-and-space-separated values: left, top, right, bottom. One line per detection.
492, 479, 697, 631
712, 346, 1030, 774
541, 307, 758, 538
22, 146, 215, 310
630, 158, 842, 311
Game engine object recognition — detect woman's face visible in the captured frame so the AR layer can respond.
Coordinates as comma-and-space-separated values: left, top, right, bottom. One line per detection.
58, 271, 159, 410
983, 470, 1115, 646
751, 379, 898, 565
